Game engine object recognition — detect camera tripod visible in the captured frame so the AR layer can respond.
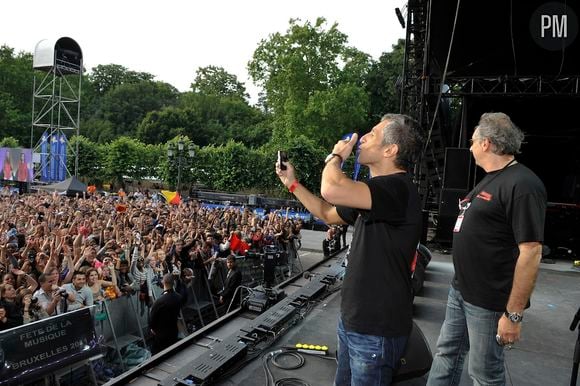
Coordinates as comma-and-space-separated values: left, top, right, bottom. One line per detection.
571, 306, 580, 386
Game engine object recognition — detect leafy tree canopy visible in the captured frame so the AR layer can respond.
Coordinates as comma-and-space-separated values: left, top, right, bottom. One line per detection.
0, 46, 33, 142
0, 136, 20, 148
248, 18, 372, 145
99, 80, 179, 137
365, 39, 405, 124
191, 65, 248, 100
89, 64, 155, 95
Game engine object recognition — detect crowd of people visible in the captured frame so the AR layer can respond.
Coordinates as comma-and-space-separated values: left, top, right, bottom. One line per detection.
0, 191, 303, 331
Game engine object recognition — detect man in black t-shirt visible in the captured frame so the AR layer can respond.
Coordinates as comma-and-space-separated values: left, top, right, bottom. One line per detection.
427, 112, 546, 386
276, 114, 422, 386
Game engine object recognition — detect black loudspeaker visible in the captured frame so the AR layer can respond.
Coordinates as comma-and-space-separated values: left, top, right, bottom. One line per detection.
393, 321, 433, 383
436, 188, 468, 243
442, 148, 472, 190
263, 253, 276, 287
439, 188, 467, 217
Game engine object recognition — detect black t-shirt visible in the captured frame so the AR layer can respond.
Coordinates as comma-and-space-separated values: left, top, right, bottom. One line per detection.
452, 163, 546, 311
336, 172, 421, 337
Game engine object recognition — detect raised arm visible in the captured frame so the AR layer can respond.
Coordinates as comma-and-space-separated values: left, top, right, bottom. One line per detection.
275, 162, 345, 225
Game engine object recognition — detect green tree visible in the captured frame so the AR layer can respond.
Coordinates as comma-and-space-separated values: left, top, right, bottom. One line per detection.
67, 135, 104, 182
137, 93, 270, 147
281, 136, 326, 194
89, 64, 154, 95
100, 80, 179, 137
79, 117, 115, 144
0, 136, 20, 147
248, 18, 372, 145
303, 84, 369, 148
191, 65, 248, 100
136, 106, 214, 146
137, 142, 164, 182
136, 108, 180, 145
163, 136, 197, 190
103, 136, 142, 187
196, 140, 256, 192
366, 39, 405, 122
0, 46, 34, 143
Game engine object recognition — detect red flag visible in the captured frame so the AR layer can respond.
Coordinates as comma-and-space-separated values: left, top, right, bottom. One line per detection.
230, 233, 241, 252
230, 233, 249, 255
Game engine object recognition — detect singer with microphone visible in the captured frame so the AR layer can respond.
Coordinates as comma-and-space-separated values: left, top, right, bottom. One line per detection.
276, 114, 423, 386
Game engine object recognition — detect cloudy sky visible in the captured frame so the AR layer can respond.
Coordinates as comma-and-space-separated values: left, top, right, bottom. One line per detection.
1, 0, 406, 101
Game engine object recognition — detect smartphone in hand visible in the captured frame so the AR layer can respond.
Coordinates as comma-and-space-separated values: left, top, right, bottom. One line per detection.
277, 151, 288, 170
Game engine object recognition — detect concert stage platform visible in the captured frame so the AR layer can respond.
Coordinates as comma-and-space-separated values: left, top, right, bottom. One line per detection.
106, 230, 580, 386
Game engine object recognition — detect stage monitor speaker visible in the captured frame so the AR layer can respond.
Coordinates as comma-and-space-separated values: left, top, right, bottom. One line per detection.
442, 148, 472, 190
393, 321, 433, 383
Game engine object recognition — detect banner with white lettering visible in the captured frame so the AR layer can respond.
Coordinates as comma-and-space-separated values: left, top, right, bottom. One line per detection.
0, 308, 100, 385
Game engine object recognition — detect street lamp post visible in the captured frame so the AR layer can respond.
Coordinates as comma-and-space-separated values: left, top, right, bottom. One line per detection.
167, 140, 195, 194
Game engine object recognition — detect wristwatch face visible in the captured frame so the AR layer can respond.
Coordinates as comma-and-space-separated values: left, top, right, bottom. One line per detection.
506, 312, 523, 323
324, 154, 336, 164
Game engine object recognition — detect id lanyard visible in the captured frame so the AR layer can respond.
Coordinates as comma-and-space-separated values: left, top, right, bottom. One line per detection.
453, 158, 516, 233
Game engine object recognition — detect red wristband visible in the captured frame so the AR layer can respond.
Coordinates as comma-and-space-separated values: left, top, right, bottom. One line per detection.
288, 180, 300, 193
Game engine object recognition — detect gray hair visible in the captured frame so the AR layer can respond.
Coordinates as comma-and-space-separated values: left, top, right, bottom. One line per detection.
476, 112, 524, 155
380, 114, 423, 170
162, 273, 175, 288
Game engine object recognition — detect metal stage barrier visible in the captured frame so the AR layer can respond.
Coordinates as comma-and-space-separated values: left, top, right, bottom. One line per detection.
93, 256, 285, 372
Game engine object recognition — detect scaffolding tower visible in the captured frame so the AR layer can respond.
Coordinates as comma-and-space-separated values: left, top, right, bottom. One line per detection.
30, 37, 82, 182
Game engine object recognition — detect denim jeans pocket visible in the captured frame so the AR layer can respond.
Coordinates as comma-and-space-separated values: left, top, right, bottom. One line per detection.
348, 331, 383, 368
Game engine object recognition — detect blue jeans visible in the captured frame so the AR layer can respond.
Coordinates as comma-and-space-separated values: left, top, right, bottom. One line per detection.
335, 317, 407, 386
427, 286, 506, 386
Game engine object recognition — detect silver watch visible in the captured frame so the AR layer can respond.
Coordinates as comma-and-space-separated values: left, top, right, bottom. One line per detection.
504, 311, 523, 323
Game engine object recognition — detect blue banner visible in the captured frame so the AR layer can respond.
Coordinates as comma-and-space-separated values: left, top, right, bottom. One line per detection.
58, 134, 67, 181
50, 134, 58, 181
40, 132, 49, 181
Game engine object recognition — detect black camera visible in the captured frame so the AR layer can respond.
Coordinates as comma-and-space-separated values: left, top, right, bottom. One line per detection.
28, 251, 36, 262
57, 289, 69, 299
30, 297, 38, 305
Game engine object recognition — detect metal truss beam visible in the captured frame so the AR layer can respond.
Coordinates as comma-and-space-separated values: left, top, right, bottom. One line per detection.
429, 75, 580, 97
